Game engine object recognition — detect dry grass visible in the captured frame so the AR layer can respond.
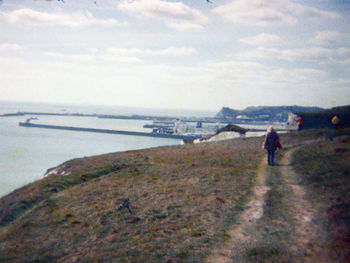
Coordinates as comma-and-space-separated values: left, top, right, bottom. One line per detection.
0, 128, 348, 262
0, 136, 263, 262
292, 130, 350, 262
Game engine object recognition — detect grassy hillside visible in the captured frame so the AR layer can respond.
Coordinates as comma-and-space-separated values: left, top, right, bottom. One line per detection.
0, 136, 264, 262
0, 129, 349, 262
216, 105, 322, 123
292, 134, 350, 261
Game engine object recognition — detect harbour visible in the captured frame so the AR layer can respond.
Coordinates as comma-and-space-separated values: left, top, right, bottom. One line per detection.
18, 121, 202, 141
1, 111, 222, 124
15, 112, 290, 143
0, 102, 292, 198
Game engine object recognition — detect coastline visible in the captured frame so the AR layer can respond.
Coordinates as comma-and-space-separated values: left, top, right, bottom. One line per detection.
1, 129, 349, 262
0, 103, 295, 199
2, 127, 276, 199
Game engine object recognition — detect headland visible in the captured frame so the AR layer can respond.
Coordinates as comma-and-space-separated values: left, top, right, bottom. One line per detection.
0, 128, 349, 262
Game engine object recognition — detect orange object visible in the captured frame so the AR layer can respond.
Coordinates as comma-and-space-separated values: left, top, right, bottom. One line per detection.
331, 116, 339, 125
297, 117, 303, 125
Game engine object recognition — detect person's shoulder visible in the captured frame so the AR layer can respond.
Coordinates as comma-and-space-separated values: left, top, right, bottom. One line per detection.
271, 131, 278, 137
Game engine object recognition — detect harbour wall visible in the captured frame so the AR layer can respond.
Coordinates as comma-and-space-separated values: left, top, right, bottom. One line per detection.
18, 122, 201, 141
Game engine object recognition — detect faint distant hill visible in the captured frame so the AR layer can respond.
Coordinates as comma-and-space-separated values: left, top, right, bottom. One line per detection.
295, 105, 350, 129
216, 105, 323, 123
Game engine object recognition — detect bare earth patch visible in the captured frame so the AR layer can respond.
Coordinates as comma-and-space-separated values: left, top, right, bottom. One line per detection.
206, 158, 269, 263
280, 148, 332, 262
207, 143, 337, 263
1, 130, 348, 262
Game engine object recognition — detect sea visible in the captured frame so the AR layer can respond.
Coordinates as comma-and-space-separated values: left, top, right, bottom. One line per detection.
0, 101, 216, 198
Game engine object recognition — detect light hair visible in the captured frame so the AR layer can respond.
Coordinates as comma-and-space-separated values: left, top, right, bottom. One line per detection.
267, 126, 274, 132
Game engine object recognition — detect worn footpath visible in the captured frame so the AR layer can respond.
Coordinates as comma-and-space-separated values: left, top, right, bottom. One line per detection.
207, 144, 333, 263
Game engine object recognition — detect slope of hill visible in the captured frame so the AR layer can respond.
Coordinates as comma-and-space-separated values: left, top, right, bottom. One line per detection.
0, 136, 264, 262
295, 105, 350, 129
0, 129, 349, 262
216, 105, 323, 123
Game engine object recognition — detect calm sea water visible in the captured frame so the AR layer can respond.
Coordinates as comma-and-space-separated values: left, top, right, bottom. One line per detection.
0, 101, 216, 197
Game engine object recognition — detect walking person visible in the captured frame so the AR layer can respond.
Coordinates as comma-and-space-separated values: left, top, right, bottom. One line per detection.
297, 116, 303, 131
331, 115, 340, 130
263, 126, 282, 166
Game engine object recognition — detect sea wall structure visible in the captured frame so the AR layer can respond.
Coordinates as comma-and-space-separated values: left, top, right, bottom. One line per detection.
18, 122, 201, 141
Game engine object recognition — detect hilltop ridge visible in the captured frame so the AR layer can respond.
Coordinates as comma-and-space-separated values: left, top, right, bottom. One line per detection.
216, 105, 323, 123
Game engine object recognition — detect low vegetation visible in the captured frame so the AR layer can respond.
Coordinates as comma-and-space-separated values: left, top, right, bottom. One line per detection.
292, 132, 350, 261
0, 136, 264, 262
295, 105, 350, 129
216, 124, 248, 135
0, 128, 349, 262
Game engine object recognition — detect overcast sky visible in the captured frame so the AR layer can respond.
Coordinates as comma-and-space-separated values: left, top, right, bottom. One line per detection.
0, 0, 349, 111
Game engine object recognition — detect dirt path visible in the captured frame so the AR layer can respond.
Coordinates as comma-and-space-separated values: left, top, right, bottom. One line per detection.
280, 148, 331, 262
206, 158, 270, 263
206, 146, 332, 263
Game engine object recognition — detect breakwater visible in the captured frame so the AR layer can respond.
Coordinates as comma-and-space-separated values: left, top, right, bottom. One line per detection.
2, 111, 221, 124
18, 122, 201, 141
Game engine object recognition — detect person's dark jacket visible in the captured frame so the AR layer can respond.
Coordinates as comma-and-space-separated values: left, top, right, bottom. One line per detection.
264, 131, 281, 151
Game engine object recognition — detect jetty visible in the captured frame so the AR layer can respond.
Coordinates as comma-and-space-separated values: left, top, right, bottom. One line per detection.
1, 111, 222, 124
18, 122, 201, 141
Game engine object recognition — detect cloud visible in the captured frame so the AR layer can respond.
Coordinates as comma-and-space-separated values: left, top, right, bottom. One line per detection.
212, 0, 339, 27
281, 47, 333, 62
42, 46, 197, 66
43, 50, 144, 64
337, 78, 350, 85
289, 68, 327, 78
336, 48, 350, 65
167, 21, 205, 32
312, 31, 343, 46
240, 33, 283, 46
2, 8, 124, 27
337, 48, 350, 57
235, 46, 348, 65
43, 52, 95, 62
286, 2, 340, 20
237, 46, 334, 63
203, 59, 326, 83
212, 0, 296, 26
0, 43, 23, 52
337, 58, 350, 65
106, 46, 198, 57
118, 0, 208, 31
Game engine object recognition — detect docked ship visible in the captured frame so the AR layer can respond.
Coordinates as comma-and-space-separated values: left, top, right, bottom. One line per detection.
144, 120, 221, 137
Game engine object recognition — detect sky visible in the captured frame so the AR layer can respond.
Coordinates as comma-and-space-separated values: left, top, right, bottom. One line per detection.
0, 0, 349, 111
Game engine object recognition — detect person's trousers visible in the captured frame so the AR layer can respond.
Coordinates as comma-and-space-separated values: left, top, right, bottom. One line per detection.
267, 150, 275, 166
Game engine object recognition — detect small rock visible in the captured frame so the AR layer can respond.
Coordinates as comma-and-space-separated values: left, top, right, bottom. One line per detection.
117, 198, 132, 213
126, 217, 141, 224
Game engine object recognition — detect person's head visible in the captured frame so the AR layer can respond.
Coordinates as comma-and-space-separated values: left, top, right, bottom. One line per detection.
267, 126, 274, 133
